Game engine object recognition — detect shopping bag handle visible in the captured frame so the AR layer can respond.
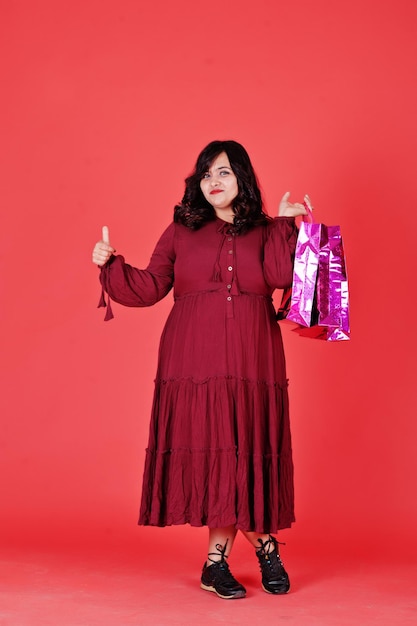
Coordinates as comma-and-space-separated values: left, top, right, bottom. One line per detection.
302, 195, 315, 223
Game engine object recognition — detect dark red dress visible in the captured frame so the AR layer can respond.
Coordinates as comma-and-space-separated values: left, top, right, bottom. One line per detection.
100, 216, 297, 533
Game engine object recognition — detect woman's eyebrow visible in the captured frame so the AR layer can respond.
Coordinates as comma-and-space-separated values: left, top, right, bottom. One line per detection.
204, 165, 231, 174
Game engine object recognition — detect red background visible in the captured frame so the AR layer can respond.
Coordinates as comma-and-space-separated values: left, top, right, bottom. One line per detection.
1, 0, 416, 561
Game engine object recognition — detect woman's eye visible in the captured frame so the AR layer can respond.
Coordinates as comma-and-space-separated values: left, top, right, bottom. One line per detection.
220, 170, 229, 176
202, 172, 210, 179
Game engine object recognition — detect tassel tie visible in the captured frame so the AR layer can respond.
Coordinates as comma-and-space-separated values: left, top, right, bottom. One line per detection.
211, 223, 228, 282
98, 288, 114, 321
97, 265, 114, 320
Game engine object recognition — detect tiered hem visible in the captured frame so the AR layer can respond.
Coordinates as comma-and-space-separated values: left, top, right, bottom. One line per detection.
138, 376, 295, 533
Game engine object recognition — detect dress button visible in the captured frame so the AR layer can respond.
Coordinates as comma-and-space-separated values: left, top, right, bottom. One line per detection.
227, 284, 232, 289
228, 250, 233, 254
228, 266, 233, 271
227, 237, 232, 241
227, 296, 232, 301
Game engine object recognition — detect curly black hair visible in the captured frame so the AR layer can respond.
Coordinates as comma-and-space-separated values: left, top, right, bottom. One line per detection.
174, 140, 271, 235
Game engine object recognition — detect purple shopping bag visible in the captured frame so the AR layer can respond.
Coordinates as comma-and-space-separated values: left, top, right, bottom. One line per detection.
282, 200, 350, 342
315, 223, 350, 341
285, 218, 321, 327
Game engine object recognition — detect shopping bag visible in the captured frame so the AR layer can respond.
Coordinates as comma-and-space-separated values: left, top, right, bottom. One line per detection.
285, 203, 321, 327
283, 200, 350, 342
315, 223, 350, 341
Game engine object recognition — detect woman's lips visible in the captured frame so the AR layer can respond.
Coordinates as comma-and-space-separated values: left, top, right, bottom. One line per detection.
210, 189, 223, 194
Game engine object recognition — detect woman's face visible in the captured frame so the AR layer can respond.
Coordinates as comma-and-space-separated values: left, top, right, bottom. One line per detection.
200, 152, 238, 218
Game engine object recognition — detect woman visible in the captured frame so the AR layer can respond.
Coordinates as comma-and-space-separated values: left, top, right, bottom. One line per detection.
92, 140, 307, 599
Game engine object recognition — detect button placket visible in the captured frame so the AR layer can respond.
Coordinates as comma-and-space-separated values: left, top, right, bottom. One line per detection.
225, 233, 236, 318
226, 293, 234, 317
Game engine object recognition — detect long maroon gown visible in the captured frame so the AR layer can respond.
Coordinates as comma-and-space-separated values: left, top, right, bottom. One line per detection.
99, 216, 297, 533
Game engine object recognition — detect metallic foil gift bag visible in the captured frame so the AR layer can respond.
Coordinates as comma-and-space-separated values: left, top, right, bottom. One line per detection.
284, 200, 350, 342
285, 215, 321, 327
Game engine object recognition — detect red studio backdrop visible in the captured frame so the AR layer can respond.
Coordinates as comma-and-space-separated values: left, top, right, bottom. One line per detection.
1, 0, 416, 561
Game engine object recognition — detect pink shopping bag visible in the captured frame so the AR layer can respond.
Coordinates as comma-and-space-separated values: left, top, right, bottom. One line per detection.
283, 200, 350, 341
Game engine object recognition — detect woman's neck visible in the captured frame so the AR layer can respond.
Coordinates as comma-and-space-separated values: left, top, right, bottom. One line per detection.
214, 209, 234, 224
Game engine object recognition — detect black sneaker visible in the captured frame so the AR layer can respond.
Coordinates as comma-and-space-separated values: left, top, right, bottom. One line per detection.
200, 541, 246, 599
256, 535, 290, 594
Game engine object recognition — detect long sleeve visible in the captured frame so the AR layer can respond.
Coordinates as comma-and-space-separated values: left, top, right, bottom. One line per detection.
263, 217, 298, 289
98, 223, 176, 318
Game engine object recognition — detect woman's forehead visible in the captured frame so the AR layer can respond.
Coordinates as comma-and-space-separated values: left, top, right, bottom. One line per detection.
208, 152, 231, 170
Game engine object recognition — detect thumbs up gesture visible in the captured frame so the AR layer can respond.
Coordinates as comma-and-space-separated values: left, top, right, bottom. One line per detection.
92, 226, 116, 266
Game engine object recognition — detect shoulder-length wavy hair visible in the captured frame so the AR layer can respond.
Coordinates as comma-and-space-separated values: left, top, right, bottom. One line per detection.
174, 140, 271, 234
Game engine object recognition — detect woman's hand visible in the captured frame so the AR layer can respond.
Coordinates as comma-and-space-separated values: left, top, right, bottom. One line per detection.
92, 226, 116, 266
278, 192, 310, 218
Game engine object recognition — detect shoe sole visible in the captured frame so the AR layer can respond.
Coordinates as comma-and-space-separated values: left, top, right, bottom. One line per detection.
200, 583, 246, 599
262, 583, 290, 594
